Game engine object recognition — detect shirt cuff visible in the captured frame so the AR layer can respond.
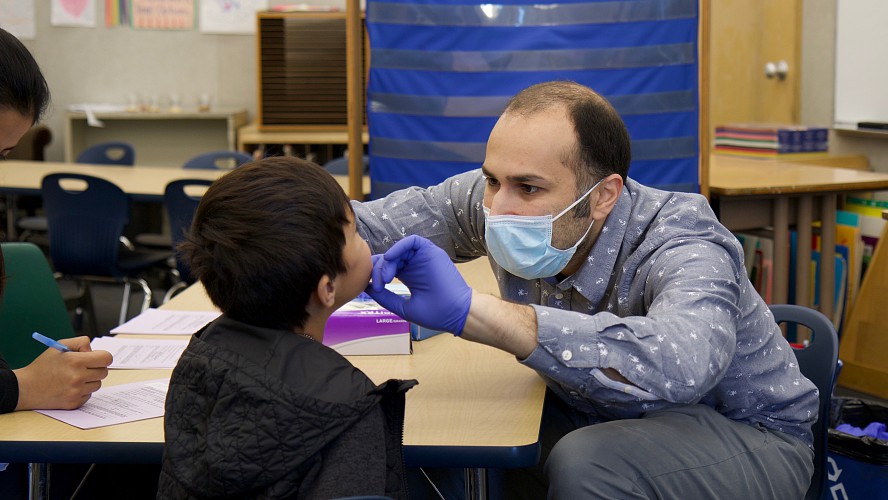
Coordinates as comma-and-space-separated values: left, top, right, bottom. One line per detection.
0, 369, 19, 414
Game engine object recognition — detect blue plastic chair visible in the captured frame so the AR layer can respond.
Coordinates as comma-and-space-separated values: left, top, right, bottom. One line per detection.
183, 150, 252, 170
771, 304, 841, 500
323, 155, 370, 176
0, 242, 76, 369
133, 151, 239, 252
161, 179, 213, 302
42, 173, 171, 327
75, 141, 136, 165
18, 141, 136, 242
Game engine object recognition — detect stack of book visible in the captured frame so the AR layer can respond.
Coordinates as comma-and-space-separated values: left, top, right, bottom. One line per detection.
715, 123, 829, 159
735, 207, 874, 334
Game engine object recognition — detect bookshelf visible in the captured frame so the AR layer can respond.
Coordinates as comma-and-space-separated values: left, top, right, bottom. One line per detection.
65, 109, 248, 167
236, 122, 368, 172
709, 154, 888, 321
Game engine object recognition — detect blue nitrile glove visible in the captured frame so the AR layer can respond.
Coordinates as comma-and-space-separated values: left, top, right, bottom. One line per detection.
365, 235, 472, 335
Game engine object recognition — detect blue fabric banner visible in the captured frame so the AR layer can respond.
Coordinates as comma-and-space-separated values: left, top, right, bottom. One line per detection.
366, 0, 699, 198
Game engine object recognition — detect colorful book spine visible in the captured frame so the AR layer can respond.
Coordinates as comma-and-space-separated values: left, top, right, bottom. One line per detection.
714, 124, 829, 156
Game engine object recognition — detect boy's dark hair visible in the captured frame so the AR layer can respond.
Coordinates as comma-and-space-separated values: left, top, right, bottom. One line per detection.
0, 28, 51, 124
179, 157, 353, 331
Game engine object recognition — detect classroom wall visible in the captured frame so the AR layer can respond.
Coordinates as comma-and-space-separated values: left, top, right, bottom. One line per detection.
18, 1, 345, 163
16, 1, 888, 174
801, 0, 888, 174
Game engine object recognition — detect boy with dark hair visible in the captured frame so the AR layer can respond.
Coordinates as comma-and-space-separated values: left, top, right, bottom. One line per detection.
157, 157, 416, 499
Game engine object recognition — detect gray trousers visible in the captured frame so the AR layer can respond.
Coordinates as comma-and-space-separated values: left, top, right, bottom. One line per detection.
535, 392, 814, 499
412, 391, 814, 500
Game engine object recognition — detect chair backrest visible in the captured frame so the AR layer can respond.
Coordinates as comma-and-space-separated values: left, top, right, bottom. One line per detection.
165, 179, 213, 283
770, 304, 840, 500
42, 173, 130, 277
0, 242, 76, 369
183, 150, 253, 170
75, 141, 136, 165
323, 155, 370, 176
365, 0, 701, 198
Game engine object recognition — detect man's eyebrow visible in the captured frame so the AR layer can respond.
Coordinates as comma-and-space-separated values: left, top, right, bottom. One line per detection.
481, 166, 546, 184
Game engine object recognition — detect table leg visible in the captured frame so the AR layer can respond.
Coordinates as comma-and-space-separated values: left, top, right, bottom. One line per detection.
464, 467, 488, 500
820, 194, 837, 322
796, 196, 813, 308
5, 194, 18, 240
28, 463, 47, 500
773, 197, 789, 304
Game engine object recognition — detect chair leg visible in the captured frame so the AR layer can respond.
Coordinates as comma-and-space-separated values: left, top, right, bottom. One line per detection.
59, 276, 99, 338
119, 281, 132, 326
162, 281, 189, 304
81, 281, 98, 338
136, 278, 152, 313
119, 278, 153, 325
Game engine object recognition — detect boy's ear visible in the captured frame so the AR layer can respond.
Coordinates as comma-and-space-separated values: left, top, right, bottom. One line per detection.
315, 275, 337, 309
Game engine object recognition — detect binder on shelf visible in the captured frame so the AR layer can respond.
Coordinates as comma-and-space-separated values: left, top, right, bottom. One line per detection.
758, 237, 774, 304
810, 244, 850, 331
734, 231, 773, 304
844, 197, 886, 278
835, 211, 864, 305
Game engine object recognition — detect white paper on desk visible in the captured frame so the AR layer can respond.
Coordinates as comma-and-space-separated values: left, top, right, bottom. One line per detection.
91, 337, 189, 369
110, 308, 221, 335
36, 379, 169, 430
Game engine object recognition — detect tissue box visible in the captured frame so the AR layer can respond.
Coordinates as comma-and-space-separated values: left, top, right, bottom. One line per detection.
323, 297, 411, 355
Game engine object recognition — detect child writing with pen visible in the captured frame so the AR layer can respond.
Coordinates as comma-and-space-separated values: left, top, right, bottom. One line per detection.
158, 157, 416, 499
0, 27, 113, 414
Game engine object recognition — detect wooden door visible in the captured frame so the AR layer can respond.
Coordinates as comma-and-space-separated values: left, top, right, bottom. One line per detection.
709, 0, 802, 129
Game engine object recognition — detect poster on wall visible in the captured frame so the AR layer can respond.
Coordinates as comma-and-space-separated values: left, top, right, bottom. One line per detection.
131, 0, 194, 30
0, 0, 37, 39
51, 0, 97, 28
199, 0, 268, 34
105, 0, 129, 26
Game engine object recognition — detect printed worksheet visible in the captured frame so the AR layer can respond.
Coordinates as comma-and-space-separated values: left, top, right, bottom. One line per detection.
91, 337, 189, 369
110, 308, 220, 335
36, 379, 169, 429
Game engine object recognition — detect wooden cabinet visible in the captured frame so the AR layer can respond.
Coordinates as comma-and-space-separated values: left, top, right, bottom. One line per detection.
237, 122, 367, 165
256, 11, 367, 131
65, 109, 248, 167
837, 211, 888, 399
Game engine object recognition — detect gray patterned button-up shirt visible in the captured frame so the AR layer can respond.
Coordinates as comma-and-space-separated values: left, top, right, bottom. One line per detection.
353, 169, 818, 447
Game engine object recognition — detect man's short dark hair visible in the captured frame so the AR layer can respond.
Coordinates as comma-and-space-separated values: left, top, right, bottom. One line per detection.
0, 28, 50, 124
504, 81, 632, 201
179, 157, 352, 331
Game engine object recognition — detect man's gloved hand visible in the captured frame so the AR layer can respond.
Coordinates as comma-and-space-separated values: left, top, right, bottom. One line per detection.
365, 235, 472, 335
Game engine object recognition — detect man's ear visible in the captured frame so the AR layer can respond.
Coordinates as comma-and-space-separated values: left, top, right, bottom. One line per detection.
592, 173, 623, 220
314, 275, 337, 309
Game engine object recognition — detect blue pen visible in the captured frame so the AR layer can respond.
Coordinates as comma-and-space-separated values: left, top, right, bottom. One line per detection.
32, 332, 71, 353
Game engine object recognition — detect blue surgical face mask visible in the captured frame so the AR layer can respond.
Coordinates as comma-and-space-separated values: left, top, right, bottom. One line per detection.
484, 180, 602, 280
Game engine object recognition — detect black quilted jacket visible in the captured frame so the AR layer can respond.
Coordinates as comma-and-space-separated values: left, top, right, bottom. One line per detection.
157, 315, 417, 499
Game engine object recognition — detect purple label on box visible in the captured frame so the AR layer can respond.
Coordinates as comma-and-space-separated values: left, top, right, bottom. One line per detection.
323, 309, 409, 346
